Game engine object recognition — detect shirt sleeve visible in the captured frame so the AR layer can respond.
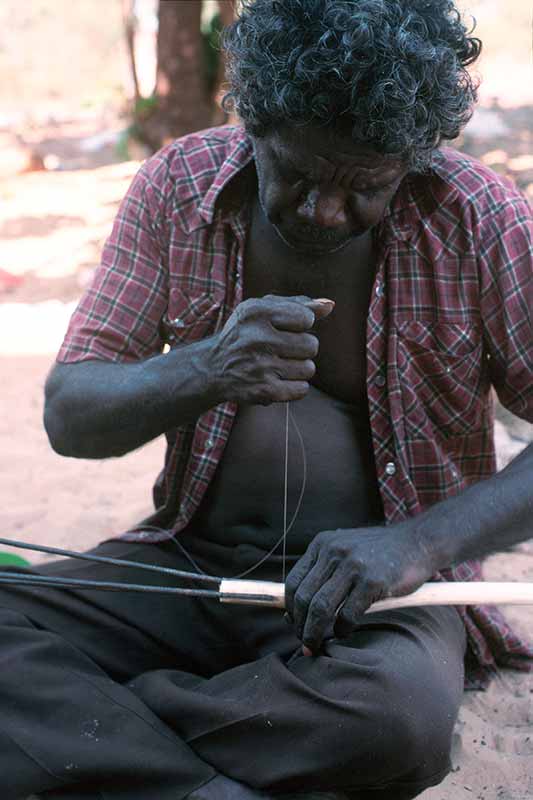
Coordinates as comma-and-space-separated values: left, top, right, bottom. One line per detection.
477, 185, 533, 422
57, 159, 169, 364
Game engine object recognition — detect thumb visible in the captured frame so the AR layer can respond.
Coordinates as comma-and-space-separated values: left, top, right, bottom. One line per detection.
304, 297, 335, 321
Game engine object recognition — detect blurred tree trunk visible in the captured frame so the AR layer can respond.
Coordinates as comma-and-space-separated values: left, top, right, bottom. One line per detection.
122, 0, 141, 104
137, 0, 212, 150
217, 1, 237, 31
131, 0, 237, 151
212, 0, 237, 124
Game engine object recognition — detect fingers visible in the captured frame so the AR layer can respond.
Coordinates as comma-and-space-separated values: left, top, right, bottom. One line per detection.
269, 302, 316, 332
286, 546, 353, 653
273, 358, 316, 382
217, 294, 334, 407
284, 526, 426, 653
293, 570, 373, 652
260, 295, 335, 332
333, 586, 370, 639
256, 379, 310, 405
274, 332, 319, 359
299, 573, 351, 653
284, 544, 319, 618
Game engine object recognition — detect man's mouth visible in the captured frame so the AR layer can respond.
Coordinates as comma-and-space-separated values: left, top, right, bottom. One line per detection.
288, 223, 345, 243
276, 224, 355, 253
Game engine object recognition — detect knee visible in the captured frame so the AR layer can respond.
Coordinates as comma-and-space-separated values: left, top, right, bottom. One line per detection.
326, 655, 460, 790
374, 663, 460, 788
384, 693, 454, 781
310, 673, 456, 782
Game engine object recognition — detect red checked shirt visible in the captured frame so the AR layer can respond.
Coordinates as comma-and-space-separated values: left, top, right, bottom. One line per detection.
58, 125, 533, 688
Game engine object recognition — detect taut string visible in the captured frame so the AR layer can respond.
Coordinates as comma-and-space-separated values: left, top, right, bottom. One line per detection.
168, 402, 307, 581
282, 400, 290, 583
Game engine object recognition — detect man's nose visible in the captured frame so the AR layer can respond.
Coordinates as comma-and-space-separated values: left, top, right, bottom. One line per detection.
296, 186, 348, 228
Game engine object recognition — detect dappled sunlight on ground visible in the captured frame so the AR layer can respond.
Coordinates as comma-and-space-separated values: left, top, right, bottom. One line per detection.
0, 159, 139, 291
0, 359, 164, 563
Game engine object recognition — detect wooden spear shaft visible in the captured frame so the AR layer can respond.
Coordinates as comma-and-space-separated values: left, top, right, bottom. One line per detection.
219, 579, 533, 611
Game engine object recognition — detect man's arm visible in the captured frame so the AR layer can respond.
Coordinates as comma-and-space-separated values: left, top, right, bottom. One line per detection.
44, 296, 332, 458
44, 338, 221, 458
416, 439, 533, 568
284, 443, 533, 655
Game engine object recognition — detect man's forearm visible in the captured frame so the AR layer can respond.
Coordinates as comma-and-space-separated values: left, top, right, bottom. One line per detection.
44, 338, 222, 458
44, 294, 326, 460
410, 441, 533, 571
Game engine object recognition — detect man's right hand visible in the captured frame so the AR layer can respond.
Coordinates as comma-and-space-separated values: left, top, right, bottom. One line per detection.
211, 295, 335, 406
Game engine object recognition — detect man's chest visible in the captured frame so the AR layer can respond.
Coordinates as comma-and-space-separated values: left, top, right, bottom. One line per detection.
243, 200, 378, 403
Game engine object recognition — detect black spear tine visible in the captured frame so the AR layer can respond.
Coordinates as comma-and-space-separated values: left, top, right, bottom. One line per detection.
0, 537, 220, 584
0, 571, 222, 599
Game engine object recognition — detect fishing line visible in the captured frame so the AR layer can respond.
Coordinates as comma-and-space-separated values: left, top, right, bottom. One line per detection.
282, 400, 290, 583
166, 402, 308, 581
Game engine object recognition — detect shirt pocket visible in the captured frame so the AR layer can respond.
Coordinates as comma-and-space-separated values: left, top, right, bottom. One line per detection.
396, 320, 485, 438
161, 288, 225, 346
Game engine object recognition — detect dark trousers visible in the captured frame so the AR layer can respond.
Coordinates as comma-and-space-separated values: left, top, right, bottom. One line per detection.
0, 535, 466, 800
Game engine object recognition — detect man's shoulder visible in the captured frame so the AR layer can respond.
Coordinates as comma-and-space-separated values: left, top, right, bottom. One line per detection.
430, 146, 529, 214
138, 125, 251, 206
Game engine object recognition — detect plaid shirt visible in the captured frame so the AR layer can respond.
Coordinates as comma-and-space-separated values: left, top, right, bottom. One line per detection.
58, 126, 533, 688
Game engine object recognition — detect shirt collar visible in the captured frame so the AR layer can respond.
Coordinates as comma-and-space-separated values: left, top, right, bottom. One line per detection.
380, 150, 460, 242
194, 128, 254, 229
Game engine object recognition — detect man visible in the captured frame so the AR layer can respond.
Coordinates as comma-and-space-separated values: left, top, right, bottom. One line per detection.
1, 1, 532, 798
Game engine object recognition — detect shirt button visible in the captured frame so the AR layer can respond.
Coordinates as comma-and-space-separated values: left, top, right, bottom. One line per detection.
375, 374, 386, 387
206, 438, 215, 449
172, 317, 185, 328
375, 282, 384, 298
385, 461, 396, 476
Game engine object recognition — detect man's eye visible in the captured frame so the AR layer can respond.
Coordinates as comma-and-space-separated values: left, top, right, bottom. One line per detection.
283, 168, 305, 184
357, 183, 393, 198
276, 160, 306, 184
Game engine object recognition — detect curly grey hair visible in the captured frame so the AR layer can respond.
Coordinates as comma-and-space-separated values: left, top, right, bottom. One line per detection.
221, 0, 482, 170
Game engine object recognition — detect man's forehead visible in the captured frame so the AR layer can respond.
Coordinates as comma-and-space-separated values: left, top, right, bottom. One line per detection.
269, 127, 404, 176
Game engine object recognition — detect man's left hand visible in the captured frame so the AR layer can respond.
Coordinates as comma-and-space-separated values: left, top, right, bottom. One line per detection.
284, 525, 435, 654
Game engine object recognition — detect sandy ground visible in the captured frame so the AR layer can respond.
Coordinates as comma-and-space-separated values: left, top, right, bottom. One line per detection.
0, 112, 532, 799
0, 354, 164, 554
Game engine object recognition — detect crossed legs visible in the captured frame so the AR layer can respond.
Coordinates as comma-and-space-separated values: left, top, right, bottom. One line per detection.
0, 537, 466, 800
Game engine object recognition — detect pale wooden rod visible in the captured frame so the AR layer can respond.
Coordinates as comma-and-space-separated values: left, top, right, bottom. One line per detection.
219, 579, 533, 610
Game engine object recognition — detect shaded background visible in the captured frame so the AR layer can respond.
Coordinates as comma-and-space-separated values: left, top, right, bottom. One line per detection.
0, 2, 532, 798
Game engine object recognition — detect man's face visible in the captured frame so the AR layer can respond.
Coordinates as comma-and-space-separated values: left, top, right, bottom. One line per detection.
252, 125, 408, 256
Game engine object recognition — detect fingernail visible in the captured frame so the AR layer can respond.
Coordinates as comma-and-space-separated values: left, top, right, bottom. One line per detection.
302, 645, 313, 657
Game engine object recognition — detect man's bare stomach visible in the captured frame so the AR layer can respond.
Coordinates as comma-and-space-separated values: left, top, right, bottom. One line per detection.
191, 385, 384, 555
